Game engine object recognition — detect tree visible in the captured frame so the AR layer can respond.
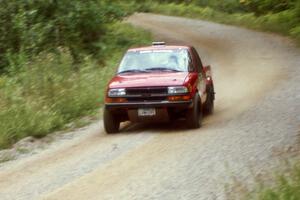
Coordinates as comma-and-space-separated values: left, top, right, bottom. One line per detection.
0, 0, 130, 72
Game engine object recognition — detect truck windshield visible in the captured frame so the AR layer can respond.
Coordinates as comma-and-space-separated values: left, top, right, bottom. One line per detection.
118, 49, 190, 74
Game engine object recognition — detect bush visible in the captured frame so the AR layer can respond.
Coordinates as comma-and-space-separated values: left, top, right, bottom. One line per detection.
0, 22, 152, 149
290, 26, 300, 39
0, 49, 101, 147
0, 0, 132, 73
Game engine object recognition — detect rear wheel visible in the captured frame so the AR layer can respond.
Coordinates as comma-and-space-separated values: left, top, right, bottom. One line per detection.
103, 108, 120, 134
186, 94, 202, 129
204, 85, 214, 115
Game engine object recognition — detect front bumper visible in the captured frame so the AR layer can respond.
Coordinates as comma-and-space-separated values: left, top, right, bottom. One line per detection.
105, 100, 193, 109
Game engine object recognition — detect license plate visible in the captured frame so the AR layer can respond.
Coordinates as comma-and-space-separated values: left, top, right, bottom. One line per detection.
138, 108, 156, 116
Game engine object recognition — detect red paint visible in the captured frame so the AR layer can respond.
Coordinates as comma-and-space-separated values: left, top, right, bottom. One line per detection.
105, 45, 214, 104
109, 72, 189, 88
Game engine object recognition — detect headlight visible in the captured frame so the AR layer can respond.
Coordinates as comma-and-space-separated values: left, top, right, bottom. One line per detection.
108, 88, 126, 97
168, 86, 188, 94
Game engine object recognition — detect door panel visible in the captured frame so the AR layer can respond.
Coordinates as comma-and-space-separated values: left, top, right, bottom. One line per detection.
189, 47, 207, 103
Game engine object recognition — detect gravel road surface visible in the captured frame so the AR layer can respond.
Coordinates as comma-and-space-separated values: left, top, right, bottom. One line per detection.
0, 13, 299, 200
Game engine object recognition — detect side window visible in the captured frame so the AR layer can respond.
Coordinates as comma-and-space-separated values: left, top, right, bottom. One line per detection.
186, 51, 195, 72
187, 50, 197, 72
191, 47, 203, 73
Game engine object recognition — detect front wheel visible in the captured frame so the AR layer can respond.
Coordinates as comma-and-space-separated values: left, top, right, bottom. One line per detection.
186, 94, 202, 129
103, 108, 120, 134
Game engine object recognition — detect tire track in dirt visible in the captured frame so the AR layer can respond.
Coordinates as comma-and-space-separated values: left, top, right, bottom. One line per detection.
1, 13, 299, 200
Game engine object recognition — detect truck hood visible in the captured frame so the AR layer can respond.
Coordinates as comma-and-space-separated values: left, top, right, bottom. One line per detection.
109, 72, 189, 88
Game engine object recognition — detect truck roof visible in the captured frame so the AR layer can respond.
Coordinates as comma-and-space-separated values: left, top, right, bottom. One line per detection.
128, 45, 190, 52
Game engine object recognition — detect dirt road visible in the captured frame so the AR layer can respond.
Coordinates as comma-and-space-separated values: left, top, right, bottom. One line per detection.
0, 13, 299, 200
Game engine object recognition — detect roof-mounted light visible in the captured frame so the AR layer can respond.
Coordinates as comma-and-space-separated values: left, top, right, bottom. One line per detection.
152, 41, 166, 46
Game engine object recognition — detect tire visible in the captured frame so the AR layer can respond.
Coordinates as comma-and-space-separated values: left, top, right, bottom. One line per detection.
204, 85, 214, 115
103, 108, 120, 134
186, 94, 202, 129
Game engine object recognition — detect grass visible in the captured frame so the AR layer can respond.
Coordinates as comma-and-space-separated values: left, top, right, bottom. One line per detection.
0, 22, 152, 149
253, 169, 300, 200
225, 162, 300, 200
145, 3, 300, 44
0, 153, 15, 163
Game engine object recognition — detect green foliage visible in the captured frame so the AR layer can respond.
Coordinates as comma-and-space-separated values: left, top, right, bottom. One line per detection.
0, 0, 132, 73
147, 0, 300, 18
240, 0, 298, 15
1, 0, 298, 149
0, 49, 101, 147
0, 0, 152, 148
225, 163, 300, 200
99, 22, 152, 59
158, 0, 299, 15
147, 2, 300, 44
248, 164, 300, 200
0, 22, 152, 148
290, 26, 300, 39
194, 0, 244, 13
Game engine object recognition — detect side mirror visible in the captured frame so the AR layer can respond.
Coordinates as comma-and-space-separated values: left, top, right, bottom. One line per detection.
203, 65, 212, 76
203, 65, 212, 82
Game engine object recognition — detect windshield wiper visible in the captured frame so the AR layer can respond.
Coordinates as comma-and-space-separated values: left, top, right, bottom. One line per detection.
145, 67, 182, 72
118, 69, 148, 74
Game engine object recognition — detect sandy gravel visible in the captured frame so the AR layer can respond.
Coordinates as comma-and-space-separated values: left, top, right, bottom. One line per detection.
0, 13, 299, 200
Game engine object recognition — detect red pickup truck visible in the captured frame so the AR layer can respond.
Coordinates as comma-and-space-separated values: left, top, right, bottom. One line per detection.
104, 42, 215, 133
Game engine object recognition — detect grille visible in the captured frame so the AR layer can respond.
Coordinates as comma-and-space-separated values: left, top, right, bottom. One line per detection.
126, 87, 168, 96
126, 96, 168, 102
125, 87, 168, 102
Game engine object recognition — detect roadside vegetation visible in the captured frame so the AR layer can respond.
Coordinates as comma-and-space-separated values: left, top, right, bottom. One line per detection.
136, 1, 300, 199
1, 0, 298, 148
0, 0, 299, 199
226, 162, 300, 200
141, 0, 300, 44
250, 165, 300, 200
0, 0, 151, 148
